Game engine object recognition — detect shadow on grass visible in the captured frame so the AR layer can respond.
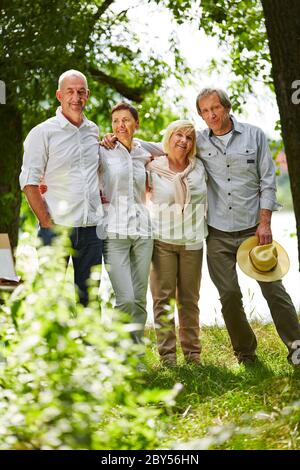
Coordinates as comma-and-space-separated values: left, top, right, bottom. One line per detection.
144, 360, 278, 408
142, 324, 300, 415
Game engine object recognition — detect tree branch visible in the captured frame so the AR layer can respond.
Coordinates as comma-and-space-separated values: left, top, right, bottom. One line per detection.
89, 67, 149, 102
94, 0, 115, 21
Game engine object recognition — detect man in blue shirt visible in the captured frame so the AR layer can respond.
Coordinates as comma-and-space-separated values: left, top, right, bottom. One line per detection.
196, 87, 300, 366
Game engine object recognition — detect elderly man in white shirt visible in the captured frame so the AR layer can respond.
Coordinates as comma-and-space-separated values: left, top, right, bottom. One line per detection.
19, 69, 103, 306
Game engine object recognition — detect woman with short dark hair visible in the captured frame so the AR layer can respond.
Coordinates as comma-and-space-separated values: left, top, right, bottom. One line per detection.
99, 102, 153, 345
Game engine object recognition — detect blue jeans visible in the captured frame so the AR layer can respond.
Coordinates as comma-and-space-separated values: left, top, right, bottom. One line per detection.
38, 226, 103, 306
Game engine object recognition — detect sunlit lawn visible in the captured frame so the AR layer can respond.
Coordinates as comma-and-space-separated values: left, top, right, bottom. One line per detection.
143, 322, 300, 450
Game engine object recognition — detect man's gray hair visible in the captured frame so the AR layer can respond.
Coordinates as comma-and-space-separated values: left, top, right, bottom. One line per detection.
196, 88, 231, 114
58, 69, 88, 90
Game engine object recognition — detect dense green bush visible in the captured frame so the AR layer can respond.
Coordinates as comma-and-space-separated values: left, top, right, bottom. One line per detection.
0, 233, 176, 449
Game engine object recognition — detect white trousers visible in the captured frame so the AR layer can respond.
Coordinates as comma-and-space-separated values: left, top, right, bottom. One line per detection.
103, 236, 153, 343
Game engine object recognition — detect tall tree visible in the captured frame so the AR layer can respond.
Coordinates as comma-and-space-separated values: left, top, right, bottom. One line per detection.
261, 0, 300, 268
0, 0, 187, 248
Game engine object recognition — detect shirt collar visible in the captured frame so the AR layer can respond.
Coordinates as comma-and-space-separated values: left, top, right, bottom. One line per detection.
115, 138, 141, 151
207, 115, 242, 138
55, 106, 92, 129
230, 115, 243, 134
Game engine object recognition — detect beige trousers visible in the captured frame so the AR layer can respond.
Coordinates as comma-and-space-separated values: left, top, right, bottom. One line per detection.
150, 240, 203, 363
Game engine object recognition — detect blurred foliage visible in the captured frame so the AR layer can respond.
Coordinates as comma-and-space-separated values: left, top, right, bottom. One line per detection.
19, 194, 37, 235
276, 174, 294, 212
267, 139, 293, 210
0, 232, 179, 449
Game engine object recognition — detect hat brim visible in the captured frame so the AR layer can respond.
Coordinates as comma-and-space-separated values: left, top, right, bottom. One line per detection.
237, 236, 290, 282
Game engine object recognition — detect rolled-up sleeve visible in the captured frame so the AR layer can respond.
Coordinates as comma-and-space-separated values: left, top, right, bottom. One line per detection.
257, 129, 280, 211
19, 125, 48, 190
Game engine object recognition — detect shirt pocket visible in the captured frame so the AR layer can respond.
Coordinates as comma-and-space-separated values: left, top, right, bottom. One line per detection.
237, 148, 257, 176
200, 149, 222, 175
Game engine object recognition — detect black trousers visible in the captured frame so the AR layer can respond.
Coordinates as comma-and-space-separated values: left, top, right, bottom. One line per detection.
38, 226, 103, 306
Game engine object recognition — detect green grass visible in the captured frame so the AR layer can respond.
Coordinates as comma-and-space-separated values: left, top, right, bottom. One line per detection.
143, 322, 300, 450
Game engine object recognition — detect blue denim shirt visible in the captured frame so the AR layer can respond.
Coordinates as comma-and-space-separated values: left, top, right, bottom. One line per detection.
197, 116, 279, 231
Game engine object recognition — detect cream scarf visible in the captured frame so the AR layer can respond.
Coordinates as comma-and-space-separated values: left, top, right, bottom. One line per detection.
147, 155, 195, 211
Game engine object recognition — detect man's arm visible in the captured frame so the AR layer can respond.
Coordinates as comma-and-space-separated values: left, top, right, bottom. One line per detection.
20, 125, 51, 227
23, 185, 52, 228
255, 128, 279, 245
100, 133, 117, 149
100, 133, 165, 156
98, 148, 110, 204
135, 139, 164, 156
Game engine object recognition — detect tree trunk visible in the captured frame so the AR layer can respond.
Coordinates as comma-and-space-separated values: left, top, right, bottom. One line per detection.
0, 104, 22, 249
261, 0, 300, 269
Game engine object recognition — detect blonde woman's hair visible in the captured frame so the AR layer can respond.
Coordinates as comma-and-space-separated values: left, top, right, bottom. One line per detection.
162, 120, 197, 160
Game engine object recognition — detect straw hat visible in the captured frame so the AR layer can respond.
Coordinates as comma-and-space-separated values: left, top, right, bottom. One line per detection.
237, 236, 290, 282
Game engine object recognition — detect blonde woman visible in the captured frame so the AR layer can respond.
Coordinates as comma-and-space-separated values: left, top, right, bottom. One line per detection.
147, 120, 207, 366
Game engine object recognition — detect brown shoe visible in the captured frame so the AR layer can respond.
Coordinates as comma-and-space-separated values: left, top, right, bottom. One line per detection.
185, 356, 201, 366
161, 356, 177, 368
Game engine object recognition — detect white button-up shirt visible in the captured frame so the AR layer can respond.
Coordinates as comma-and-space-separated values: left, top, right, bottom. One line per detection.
147, 157, 207, 248
19, 107, 103, 227
99, 141, 151, 237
